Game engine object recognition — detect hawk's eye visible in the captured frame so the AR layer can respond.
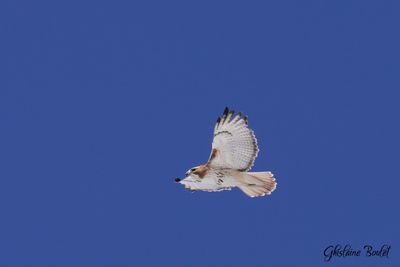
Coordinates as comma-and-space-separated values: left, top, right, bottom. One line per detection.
191, 168, 196, 172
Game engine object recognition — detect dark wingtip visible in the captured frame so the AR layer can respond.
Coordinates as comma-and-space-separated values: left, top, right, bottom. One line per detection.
227, 109, 235, 123
216, 117, 221, 124
244, 116, 248, 124
223, 107, 229, 116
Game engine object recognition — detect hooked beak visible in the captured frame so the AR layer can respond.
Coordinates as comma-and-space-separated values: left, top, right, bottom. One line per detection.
175, 178, 182, 183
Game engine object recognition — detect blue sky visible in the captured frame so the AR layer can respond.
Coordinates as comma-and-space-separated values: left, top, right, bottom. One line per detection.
1, 0, 399, 266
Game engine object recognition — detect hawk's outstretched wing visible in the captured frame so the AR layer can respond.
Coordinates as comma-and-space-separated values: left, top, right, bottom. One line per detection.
207, 107, 259, 171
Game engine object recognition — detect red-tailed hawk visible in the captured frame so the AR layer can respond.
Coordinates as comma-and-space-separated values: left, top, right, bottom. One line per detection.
175, 107, 277, 198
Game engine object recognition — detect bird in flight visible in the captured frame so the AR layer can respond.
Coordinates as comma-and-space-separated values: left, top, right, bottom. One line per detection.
175, 107, 277, 198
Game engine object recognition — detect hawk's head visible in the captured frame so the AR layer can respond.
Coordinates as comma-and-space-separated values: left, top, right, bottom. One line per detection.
175, 165, 208, 190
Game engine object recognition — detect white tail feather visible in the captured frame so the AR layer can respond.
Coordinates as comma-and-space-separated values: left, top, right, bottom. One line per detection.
238, 171, 277, 198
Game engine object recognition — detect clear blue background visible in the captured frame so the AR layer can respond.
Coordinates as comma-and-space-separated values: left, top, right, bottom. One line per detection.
1, 0, 399, 266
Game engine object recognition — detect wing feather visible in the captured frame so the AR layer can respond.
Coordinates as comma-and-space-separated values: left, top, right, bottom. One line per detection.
207, 107, 259, 171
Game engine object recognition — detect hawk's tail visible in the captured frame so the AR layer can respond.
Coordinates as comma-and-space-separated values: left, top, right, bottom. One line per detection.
238, 172, 277, 198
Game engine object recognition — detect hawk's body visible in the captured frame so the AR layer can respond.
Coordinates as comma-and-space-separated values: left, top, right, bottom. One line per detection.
176, 107, 277, 198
